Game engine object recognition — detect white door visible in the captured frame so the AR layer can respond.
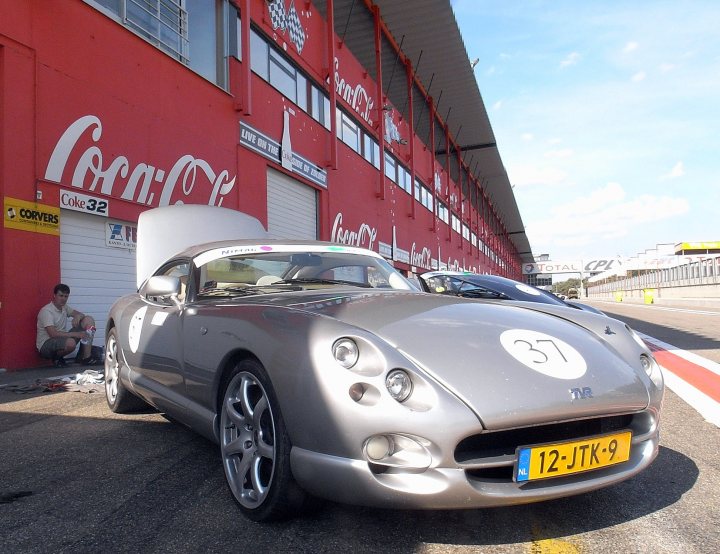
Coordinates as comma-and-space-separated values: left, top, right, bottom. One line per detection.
60, 210, 137, 349
266, 168, 318, 239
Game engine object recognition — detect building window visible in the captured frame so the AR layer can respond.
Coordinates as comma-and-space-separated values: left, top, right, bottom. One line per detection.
363, 134, 380, 168
268, 47, 298, 101
384, 153, 397, 183
451, 214, 461, 233
88, 0, 231, 88
437, 201, 449, 224
249, 28, 269, 79
296, 72, 307, 112
127, 0, 188, 61
462, 223, 470, 241
310, 85, 331, 130
397, 165, 412, 194
413, 179, 433, 212
337, 109, 360, 153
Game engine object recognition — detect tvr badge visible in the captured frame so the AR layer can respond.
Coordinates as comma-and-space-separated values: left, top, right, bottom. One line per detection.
569, 387, 593, 400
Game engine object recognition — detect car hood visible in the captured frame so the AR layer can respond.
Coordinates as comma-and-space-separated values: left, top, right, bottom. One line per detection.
272, 290, 650, 429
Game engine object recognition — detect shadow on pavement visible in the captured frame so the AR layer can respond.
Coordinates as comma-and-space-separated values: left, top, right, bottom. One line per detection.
0, 394, 697, 553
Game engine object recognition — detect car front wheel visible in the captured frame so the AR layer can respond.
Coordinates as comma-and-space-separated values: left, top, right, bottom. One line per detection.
220, 359, 306, 521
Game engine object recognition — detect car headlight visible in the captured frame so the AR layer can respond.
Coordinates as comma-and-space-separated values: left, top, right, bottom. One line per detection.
640, 353, 664, 389
385, 369, 413, 402
333, 338, 359, 368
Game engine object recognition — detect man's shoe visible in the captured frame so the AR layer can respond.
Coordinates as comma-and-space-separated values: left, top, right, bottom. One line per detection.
77, 356, 101, 366
53, 357, 68, 368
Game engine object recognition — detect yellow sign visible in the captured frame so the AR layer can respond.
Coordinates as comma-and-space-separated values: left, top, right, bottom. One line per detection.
676, 241, 720, 251
4, 197, 60, 236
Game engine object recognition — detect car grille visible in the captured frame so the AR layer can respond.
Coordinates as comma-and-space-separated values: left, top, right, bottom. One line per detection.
455, 413, 639, 481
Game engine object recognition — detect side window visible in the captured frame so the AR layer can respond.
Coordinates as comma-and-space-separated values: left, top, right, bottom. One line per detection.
160, 262, 191, 302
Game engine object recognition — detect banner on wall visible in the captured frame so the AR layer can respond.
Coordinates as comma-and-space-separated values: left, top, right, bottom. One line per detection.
4, 197, 60, 236
240, 122, 327, 187
106, 220, 138, 250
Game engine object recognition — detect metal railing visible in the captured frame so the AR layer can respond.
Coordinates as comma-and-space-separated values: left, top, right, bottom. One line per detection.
587, 257, 720, 295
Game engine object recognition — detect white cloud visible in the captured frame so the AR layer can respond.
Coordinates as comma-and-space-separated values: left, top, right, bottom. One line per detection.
631, 71, 646, 82
521, 132, 534, 141
492, 99, 503, 110
661, 161, 685, 180
560, 52, 581, 68
525, 183, 690, 253
659, 62, 675, 73
623, 41, 639, 53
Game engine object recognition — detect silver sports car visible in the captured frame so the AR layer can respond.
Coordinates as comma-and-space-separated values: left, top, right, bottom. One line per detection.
104, 205, 663, 522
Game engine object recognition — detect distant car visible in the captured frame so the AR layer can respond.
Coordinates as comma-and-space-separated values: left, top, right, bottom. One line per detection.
105, 206, 662, 522
567, 287, 580, 299
419, 271, 605, 315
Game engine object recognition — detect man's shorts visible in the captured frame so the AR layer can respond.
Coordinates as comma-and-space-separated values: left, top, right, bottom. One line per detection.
38, 327, 82, 359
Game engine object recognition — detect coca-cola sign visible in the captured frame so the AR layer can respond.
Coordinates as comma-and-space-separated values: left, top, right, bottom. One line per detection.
333, 57, 375, 127
45, 115, 236, 207
410, 243, 432, 269
331, 212, 377, 250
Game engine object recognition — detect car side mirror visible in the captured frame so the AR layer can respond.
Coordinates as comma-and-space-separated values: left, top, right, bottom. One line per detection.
141, 275, 182, 307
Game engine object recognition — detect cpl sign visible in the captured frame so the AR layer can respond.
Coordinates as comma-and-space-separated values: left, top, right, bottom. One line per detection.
523, 259, 622, 275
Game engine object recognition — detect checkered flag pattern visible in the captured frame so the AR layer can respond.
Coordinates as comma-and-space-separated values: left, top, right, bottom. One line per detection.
267, 0, 287, 31
287, 1, 306, 53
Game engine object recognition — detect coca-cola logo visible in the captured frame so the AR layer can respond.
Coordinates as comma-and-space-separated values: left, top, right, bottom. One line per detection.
410, 243, 432, 269
44, 115, 236, 207
333, 58, 374, 126
331, 212, 377, 250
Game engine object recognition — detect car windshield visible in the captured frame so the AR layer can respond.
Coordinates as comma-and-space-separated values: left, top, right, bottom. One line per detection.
196, 248, 414, 297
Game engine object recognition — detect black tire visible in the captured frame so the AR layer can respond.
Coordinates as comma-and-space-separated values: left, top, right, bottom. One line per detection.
220, 359, 306, 521
104, 327, 147, 413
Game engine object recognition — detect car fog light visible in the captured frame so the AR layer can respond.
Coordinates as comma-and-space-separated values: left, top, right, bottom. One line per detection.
333, 338, 359, 368
349, 383, 365, 402
386, 369, 412, 402
366, 435, 393, 460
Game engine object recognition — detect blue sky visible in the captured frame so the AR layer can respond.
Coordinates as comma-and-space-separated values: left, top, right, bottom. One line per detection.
452, 0, 720, 262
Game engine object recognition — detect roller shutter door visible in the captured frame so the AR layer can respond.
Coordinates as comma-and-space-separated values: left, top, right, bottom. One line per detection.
266, 168, 318, 239
60, 210, 137, 349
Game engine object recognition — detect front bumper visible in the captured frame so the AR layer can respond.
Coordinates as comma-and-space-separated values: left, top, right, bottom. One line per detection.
290, 413, 660, 509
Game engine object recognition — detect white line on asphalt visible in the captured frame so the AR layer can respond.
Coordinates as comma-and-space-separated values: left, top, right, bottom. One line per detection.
593, 300, 720, 316
639, 332, 720, 428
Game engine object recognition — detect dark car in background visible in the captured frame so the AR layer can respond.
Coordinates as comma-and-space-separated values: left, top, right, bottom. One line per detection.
419, 271, 605, 315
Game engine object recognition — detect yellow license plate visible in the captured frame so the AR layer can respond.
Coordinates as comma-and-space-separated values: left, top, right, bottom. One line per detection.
515, 430, 632, 482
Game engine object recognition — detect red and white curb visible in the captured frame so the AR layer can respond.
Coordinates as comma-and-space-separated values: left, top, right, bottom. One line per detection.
638, 332, 720, 427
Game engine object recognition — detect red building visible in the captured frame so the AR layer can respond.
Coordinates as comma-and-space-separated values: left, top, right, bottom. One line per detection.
0, 0, 532, 370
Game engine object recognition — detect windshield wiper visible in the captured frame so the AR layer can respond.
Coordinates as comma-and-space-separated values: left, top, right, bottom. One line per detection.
276, 278, 373, 288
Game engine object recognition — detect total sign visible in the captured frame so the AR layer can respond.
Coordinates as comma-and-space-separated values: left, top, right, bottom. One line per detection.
523, 258, 623, 275
523, 261, 583, 275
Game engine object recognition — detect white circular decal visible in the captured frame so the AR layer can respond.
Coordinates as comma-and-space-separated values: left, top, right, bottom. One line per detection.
128, 306, 148, 354
500, 329, 587, 379
515, 283, 542, 296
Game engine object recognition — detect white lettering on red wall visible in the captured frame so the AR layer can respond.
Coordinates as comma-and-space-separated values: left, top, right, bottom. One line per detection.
331, 212, 377, 250
410, 243, 432, 269
45, 115, 236, 207
334, 58, 375, 127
